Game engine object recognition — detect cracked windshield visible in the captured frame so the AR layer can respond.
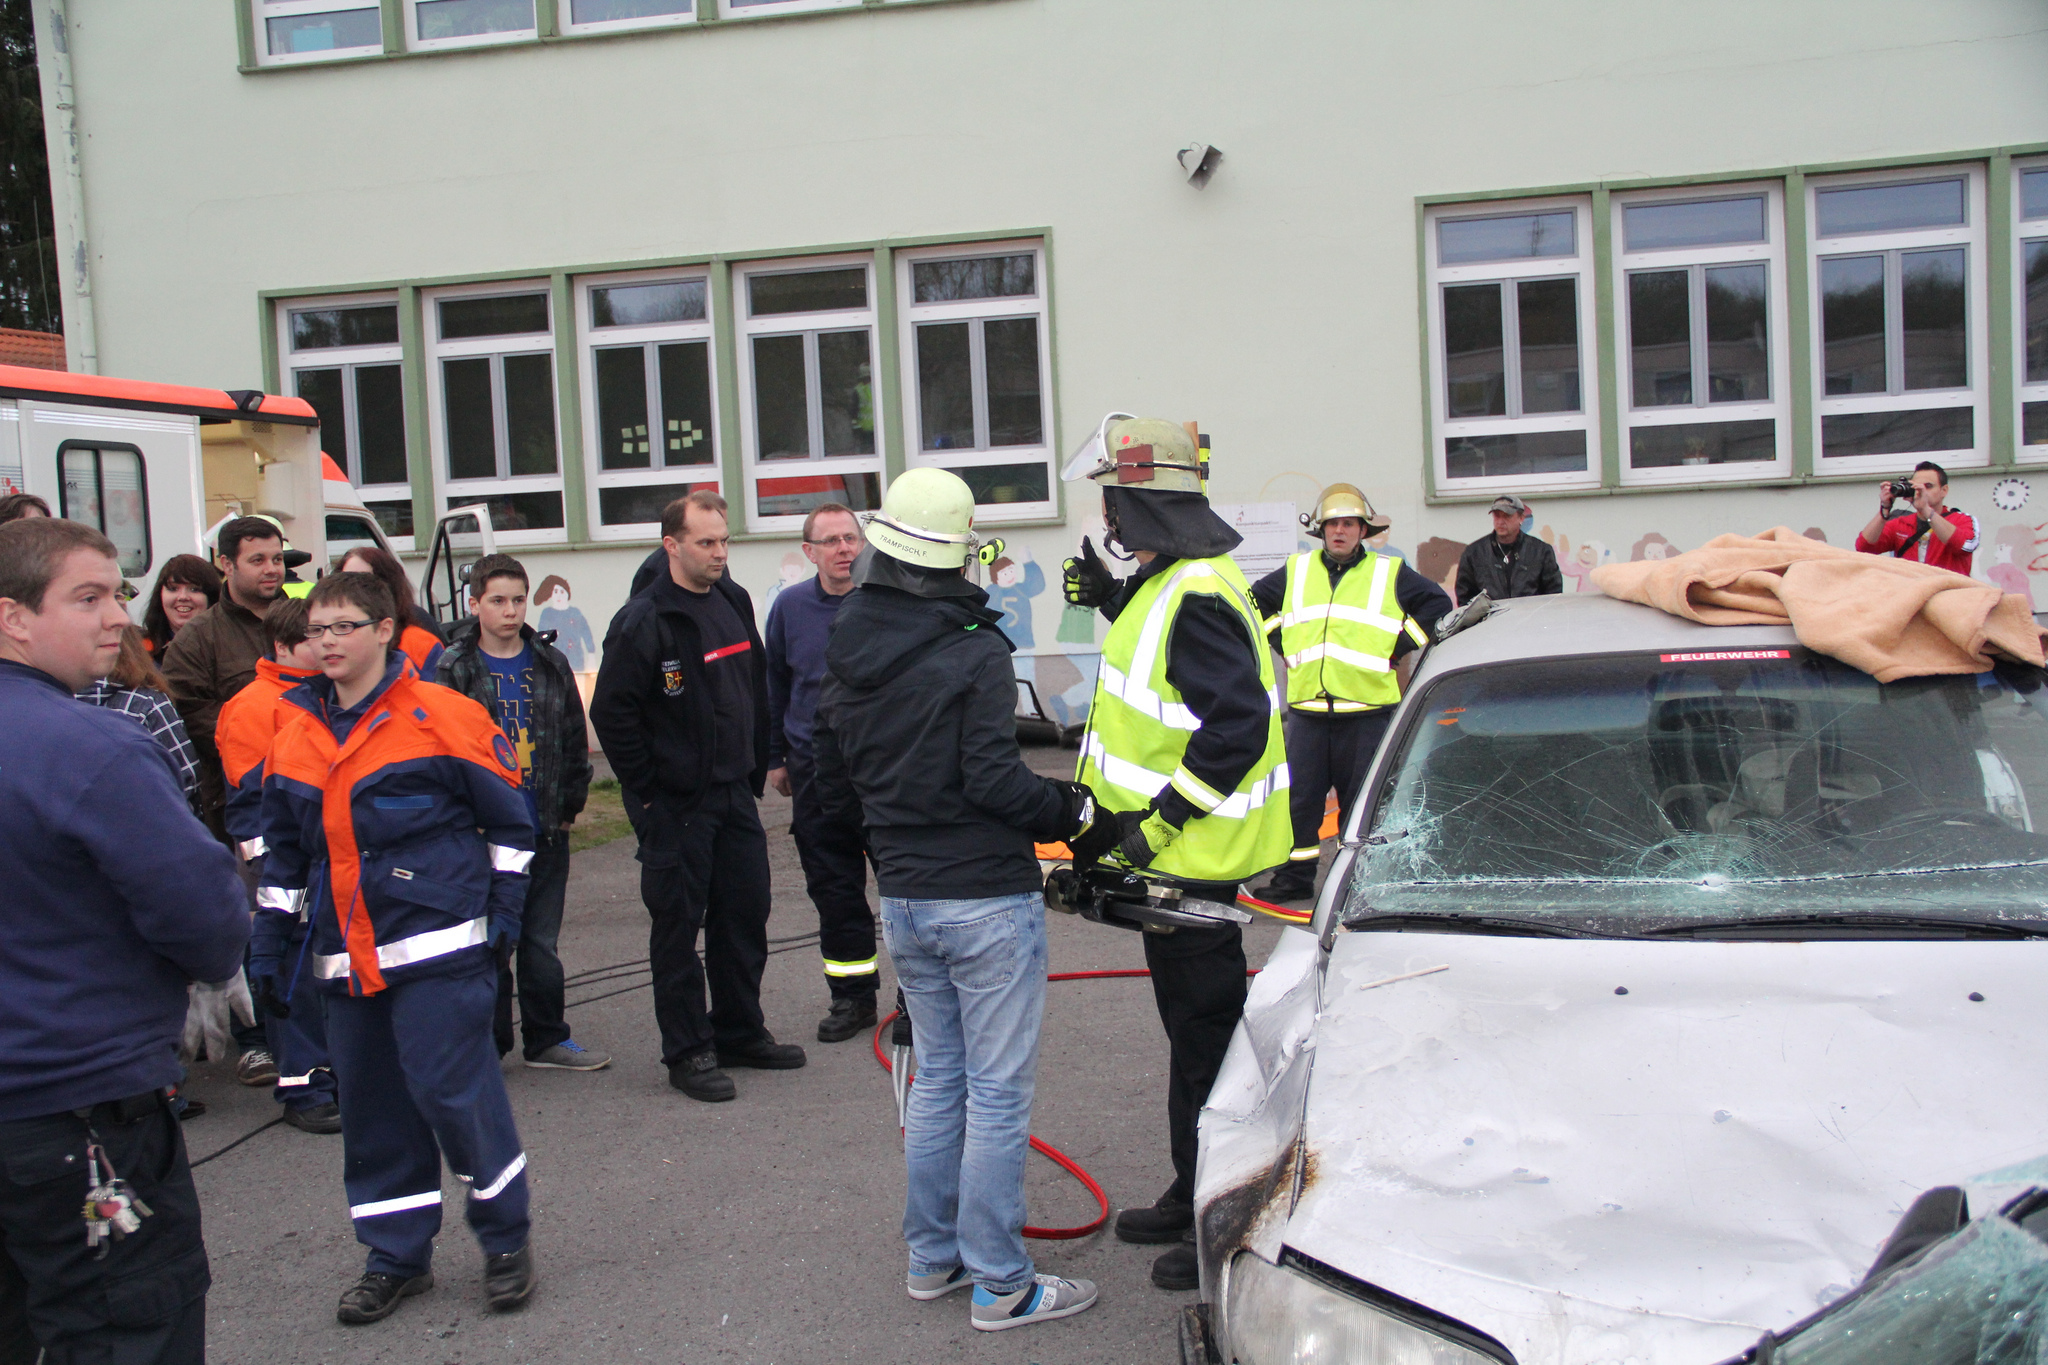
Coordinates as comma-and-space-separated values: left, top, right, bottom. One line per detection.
1353, 648, 2048, 930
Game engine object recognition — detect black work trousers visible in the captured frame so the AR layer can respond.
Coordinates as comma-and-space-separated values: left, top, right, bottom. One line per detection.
1271, 707, 1393, 889
495, 829, 573, 1060
0, 1095, 208, 1365
786, 751, 879, 1000
1142, 921, 1248, 1207
638, 781, 773, 1067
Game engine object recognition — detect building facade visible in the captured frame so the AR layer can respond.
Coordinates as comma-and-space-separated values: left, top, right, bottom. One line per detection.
34, 0, 2048, 715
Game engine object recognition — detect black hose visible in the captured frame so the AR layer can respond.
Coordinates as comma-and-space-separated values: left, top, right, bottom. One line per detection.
189, 1116, 285, 1169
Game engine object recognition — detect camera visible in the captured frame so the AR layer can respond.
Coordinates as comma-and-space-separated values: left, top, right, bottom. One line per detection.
1884, 478, 1915, 505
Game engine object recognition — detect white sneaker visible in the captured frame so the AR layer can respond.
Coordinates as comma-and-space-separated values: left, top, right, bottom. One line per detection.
970, 1273, 1098, 1331
907, 1265, 971, 1300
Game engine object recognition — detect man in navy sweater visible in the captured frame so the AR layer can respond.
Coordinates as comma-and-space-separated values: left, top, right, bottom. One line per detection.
763, 502, 881, 1041
0, 518, 249, 1365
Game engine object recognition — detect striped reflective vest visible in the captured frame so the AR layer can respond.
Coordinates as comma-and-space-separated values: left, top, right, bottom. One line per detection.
1272, 551, 1427, 712
1078, 555, 1292, 884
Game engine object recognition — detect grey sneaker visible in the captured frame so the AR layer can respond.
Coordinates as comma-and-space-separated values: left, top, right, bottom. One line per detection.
525, 1040, 611, 1071
970, 1273, 1098, 1331
235, 1048, 278, 1086
907, 1265, 972, 1301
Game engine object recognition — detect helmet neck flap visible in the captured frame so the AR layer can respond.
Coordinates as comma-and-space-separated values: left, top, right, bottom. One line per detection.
1102, 486, 1243, 561
851, 543, 981, 600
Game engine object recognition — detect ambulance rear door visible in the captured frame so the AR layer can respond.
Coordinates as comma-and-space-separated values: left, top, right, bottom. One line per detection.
19, 398, 203, 586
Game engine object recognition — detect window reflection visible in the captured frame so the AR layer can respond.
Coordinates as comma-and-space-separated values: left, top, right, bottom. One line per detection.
1629, 271, 1691, 407
1815, 178, 1965, 236
1821, 255, 1887, 395
1438, 212, 1574, 264
1442, 283, 1505, 418
1901, 248, 1967, 391
1517, 277, 1579, 414
1705, 264, 1769, 402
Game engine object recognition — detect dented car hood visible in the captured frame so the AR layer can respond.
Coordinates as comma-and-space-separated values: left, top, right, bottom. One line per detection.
1200, 929, 2048, 1365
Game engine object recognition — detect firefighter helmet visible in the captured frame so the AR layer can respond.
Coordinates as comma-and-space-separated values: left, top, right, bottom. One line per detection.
1061, 413, 1206, 494
863, 467, 981, 569
1302, 482, 1388, 539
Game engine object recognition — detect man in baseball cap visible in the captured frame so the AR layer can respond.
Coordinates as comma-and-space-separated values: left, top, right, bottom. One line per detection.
1455, 496, 1562, 602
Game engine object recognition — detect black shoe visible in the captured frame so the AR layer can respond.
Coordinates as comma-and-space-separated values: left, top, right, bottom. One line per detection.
817, 996, 879, 1043
175, 1099, 207, 1121
483, 1243, 536, 1312
1252, 873, 1316, 904
1115, 1195, 1193, 1244
282, 1101, 342, 1135
716, 1033, 808, 1070
668, 1051, 736, 1102
336, 1270, 433, 1325
1151, 1236, 1199, 1292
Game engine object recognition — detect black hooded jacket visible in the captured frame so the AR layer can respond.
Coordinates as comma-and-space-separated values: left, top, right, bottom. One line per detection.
812, 581, 1073, 899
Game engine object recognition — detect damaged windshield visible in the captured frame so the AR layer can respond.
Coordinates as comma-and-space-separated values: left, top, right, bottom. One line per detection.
1352, 648, 2048, 930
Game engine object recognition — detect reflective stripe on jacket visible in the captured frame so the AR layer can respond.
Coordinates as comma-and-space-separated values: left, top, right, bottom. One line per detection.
216, 657, 321, 858
1271, 551, 1425, 712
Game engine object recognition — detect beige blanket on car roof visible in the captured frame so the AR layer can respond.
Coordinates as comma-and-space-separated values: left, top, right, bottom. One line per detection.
1589, 527, 2047, 683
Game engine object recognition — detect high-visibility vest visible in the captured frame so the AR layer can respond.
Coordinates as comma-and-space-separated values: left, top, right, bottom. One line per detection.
1077, 555, 1292, 884
1271, 551, 1427, 713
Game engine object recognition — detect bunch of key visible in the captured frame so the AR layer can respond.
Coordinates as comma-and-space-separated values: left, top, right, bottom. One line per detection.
81, 1138, 152, 1257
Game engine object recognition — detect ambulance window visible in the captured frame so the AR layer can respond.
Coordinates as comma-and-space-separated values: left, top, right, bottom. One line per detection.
57, 443, 150, 576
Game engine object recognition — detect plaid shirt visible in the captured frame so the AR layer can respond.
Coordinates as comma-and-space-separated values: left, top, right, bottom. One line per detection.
76, 680, 202, 806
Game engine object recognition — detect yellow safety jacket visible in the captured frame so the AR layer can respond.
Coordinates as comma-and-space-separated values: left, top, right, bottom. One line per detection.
1078, 555, 1293, 884
1271, 551, 1427, 713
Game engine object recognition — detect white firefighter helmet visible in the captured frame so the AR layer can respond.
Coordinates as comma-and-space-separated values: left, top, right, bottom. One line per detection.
862, 467, 980, 569
1061, 413, 1206, 493
1302, 482, 1388, 539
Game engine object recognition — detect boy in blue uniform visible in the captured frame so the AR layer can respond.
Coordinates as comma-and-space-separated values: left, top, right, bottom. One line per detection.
259, 572, 538, 1325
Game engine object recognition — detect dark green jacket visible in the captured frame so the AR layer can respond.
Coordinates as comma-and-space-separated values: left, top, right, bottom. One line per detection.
438, 618, 592, 833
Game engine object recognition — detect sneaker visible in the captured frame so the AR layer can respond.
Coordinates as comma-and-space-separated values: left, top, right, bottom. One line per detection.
818, 996, 879, 1044
483, 1243, 536, 1312
907, 1265, 972, 1301
283, 1101, 343, 1135
1151, 1234, 1199, 1291
525, 1040, 612, 1071
715, 1033, 807, 1070
336, 1270, 433, 1325
970, 1273, 1098, 1332
175, 1098, 207, 1121
1114, 1197, 1193, 1245
667, 1051, 736, 1103
235, 1049, 279, 1086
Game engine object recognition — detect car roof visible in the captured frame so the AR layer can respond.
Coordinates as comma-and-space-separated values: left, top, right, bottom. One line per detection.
1418, 591, 1801, 679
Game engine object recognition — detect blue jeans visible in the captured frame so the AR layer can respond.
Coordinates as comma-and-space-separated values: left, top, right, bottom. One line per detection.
880, 892, 1048, 1296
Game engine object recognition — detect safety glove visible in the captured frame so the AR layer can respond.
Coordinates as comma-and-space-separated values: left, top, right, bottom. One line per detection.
1115, 807, 1182, 870
1058, 782, 1125, 866
1062, 536, 1118, 609
248, 910, 294, 1019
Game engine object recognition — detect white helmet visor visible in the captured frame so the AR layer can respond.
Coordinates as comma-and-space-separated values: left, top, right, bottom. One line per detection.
1061, 411, 1136, 482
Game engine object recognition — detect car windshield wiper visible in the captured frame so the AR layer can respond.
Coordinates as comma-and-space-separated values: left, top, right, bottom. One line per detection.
1644, 912, 2048, 940
1341, 910, 1618, 940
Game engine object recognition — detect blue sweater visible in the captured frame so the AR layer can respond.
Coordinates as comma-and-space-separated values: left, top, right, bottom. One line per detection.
764, 576, 849, 766
0, 660, 249, 1120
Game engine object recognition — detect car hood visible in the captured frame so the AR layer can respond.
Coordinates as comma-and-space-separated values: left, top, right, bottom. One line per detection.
1209, 931, 2047, 1365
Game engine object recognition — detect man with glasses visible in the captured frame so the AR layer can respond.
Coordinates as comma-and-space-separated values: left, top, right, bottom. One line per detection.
763, 503, 879, 1042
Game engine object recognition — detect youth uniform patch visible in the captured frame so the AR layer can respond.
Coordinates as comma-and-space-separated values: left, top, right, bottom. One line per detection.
493, 733, 520, 772
661, 659, 685, 697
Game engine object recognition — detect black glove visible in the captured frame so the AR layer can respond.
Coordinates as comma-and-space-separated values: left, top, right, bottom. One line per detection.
1060, 784, 1125, 865
251, 971, 292, 1020
1115, 808, 1183, 870
1063, 536, 1117, 609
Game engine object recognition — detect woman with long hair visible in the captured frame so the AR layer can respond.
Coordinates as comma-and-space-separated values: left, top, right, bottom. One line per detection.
337, 545, 446, 681
141, 554, 222, 657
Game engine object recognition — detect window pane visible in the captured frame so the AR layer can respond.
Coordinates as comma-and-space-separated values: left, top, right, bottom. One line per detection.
364, 499, 414, 540
502, 352, 557, 476
1628, 271, 1692, 407
1820, 255, 1887, 395
570, 0, 690, 20
438, 292, 548, 340
598, 480, 715, 526
748, 268, 866, 317
1628, 418, 1776, 469
1900, 248, 1967, 391
2024, 401, 2048, 449
294, 367, 347, 466
817, 329, 875, 457
2025, 171, 2048, 221
657, 341, 714, 467
1815, 178, 1965, 236
1517, 278, 1580, 415
464, 490, 563, 532
442, 357, 496, 480
941, 461, 1050, 506
1444, 430, 1587, 479
57, 448, 101, 539
60, 448, 148, 576
1441, 283, 1505, 418
1438, 212, 1575, 265
756, 472, 880, 518
415, 0, 534, 38
291, 304, 397, 350
752, 334, 809, 460
1820, 408, 1973, 459
2027, 240, 2048, 385
1622, 196, 1766, 251
591, 279, 706, 328
355, 364, 407, 486
1704, 263, 1770, 403
984, 318, 1043, 448
916, 322, 973, 451
267, 8, 382, 54
912, 255, 1035, 302
594, 345, 651, 471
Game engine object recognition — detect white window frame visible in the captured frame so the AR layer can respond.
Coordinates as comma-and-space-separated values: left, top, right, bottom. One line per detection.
719, 0, 860, 18
276, 291, 413, 548
421, 281, 565, 548
1611, 183, 1792, 487
2016, 156, 2048, 465
895, 239, 1055, 523
403, 0, 536, 52
1808, 163, 1988, 475
573, 268, 720, 542
733, 253, 884, 535
1425, 196, 1601, 497
250, 0, 384, 65
559, 0, 694, 36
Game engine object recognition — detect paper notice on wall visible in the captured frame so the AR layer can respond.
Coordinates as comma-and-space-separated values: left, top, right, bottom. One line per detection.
1213, 502, 1303, 580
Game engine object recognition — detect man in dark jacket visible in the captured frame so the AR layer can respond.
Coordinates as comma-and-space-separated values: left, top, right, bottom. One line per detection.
0, 517, 249, 1365
438, 554, 603, 1073
813, 469, 1109, 1332
590, 491, 804, 1103
1455, 495, 1563, 602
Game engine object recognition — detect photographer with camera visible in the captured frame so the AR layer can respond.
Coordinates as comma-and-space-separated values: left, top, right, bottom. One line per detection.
1855, 461, 1978, 576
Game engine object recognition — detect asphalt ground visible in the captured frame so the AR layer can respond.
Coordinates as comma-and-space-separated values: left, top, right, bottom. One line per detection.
184, 744, 1292, 1365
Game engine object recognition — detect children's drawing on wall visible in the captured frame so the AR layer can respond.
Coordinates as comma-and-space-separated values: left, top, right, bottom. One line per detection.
1415, 537, 1465, 603
1630, 532, 1677, 562
1365, 520, 1410, 566
1989, 524, 2035, 607
1802, 528, 1828, 543
985, 546, 1045, 648
1544, 530, 1609, 592
535, 575, 595, 671
1015, 652, 1098, 729
762, 550, 808, 614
